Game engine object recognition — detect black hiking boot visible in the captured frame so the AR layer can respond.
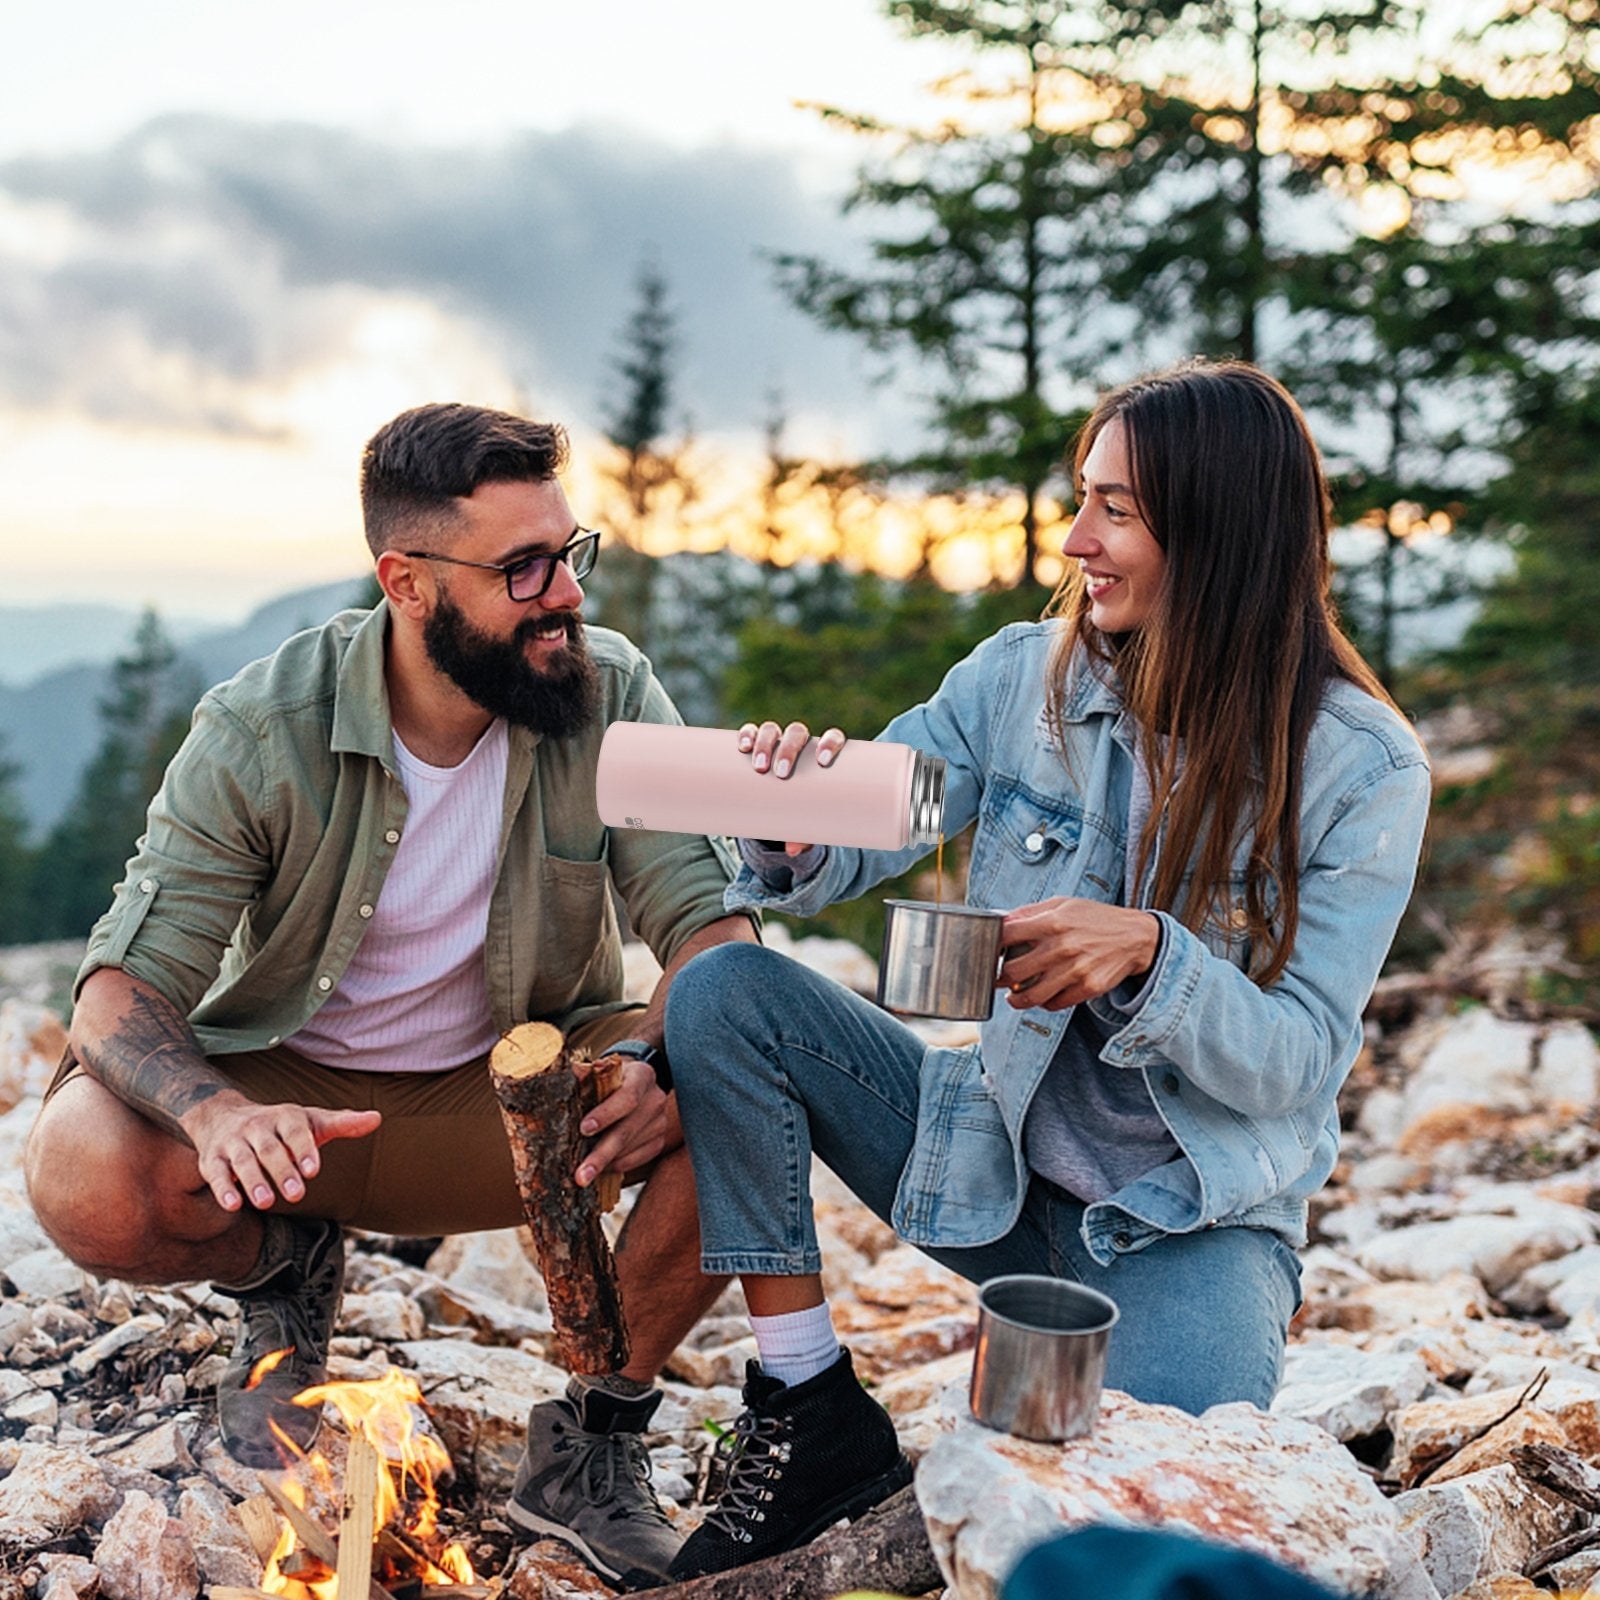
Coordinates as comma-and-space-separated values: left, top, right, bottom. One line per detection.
507, 1380, 683, 1589
214, 1216, 345, 1469
669, 1349, 912, 1580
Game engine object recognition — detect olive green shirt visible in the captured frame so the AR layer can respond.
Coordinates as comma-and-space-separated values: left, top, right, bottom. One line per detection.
77, 603, 741, 1058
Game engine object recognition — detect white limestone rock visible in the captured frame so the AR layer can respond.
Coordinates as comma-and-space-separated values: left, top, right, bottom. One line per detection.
1404, 1008, 1537, 1111
93, 1489, 199, 1600
1272, 1343, 1433, 1439
4, 1245, 92, 1302
339, 1289, 426, 1342
1356, 1204, 1595, 1295
424, 1227, 550, 1312
1395, 1463, 1579, 1599
395, 1338, 566, 1493
1503, 1244, 1600, 1318
103, 1417, 198, 1477
0, 1443, 116, 1545
1530, 1022, 1600, 1108
918, 1389, 1439, 1600
175, 1479, 263, 1590
67, 1312, 166, 1378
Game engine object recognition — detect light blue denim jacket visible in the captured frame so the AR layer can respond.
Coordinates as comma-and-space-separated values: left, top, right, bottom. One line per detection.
725, 621, 1430, 1267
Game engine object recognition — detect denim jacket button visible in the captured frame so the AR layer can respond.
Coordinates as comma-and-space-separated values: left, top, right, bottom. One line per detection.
1024, 831, 1045, 853
1112, 1231, 1133, 1250
1162, 1071, 1180, 1095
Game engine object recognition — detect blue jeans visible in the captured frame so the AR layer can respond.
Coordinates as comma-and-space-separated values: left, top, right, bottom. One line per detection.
666, 943, 1302, 1414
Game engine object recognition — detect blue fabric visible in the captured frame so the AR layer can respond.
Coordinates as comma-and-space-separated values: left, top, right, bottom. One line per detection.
1003, 1526, 1352, 1600
703, 620, 1430, 1266
668, 943, 1301, 1412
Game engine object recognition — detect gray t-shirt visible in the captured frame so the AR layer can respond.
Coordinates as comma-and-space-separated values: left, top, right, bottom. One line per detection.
1021, 737, 1178, 1201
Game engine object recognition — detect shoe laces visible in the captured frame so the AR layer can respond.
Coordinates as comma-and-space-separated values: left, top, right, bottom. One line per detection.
703, 1410, 791, 1538
238, 1239, 339, 1372
558, 1426, 672, 1527
239, 1282, 328, 1373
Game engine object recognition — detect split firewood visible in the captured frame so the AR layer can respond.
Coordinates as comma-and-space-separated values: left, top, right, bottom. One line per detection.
630, 1485, 940, 1600
257, 1474, 399, 1600
489, 1021, 631, 1374
236, 1492, 283, 1563
338, 1436, 381, 1600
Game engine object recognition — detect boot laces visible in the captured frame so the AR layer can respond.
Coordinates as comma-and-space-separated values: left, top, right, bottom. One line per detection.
703, 1410, 791, 1538
240, 1281, 327, 1371
558, 1428, 672, 1527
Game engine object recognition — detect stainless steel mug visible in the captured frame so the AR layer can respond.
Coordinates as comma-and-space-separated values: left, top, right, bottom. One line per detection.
969, 1274, 1120, 1441
877, 899, 1005, 1021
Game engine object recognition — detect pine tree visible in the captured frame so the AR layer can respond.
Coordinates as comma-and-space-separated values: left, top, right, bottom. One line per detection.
0, 743, 35, 947
33, 610, 200, 939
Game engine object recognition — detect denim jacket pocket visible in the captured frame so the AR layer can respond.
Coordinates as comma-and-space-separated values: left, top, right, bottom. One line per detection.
893, 1044, 1022, 1248
969, 776, 1086, 905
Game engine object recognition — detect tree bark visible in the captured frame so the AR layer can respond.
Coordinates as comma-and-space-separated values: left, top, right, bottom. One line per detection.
631, 1486, 940, 1600
489, 1022, 630, 1375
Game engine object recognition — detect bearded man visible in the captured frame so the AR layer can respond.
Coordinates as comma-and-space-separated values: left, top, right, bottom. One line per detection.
24, 403, 756, 1589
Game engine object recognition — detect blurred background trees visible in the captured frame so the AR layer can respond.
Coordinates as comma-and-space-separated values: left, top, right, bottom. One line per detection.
2, 0, 1596, 994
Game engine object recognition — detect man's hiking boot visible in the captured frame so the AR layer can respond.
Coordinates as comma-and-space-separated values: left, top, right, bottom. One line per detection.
507, 1381, 683, 1589
668, 1348, 912, 1580
214, 1216, 345, 1469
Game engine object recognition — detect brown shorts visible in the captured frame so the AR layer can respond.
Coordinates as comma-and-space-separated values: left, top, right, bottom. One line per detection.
44, 1008, 648, 1237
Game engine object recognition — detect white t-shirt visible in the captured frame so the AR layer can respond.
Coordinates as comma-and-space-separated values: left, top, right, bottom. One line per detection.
289, 720, 508, 1072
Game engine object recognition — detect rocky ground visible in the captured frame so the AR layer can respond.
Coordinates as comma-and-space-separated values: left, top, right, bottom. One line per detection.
1, 927, 1599, 1600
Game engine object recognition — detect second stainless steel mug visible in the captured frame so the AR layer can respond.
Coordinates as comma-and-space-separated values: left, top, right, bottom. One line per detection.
969, 1275, 1120, 1442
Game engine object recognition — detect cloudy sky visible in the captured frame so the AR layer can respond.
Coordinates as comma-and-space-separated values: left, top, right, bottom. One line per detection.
1, 1, 973, 619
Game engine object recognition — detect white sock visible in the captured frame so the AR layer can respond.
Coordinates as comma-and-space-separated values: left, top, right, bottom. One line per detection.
750, 1302, 842, 1388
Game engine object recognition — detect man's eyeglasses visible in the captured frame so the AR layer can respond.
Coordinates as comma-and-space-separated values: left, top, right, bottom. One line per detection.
404, 529, 601, 601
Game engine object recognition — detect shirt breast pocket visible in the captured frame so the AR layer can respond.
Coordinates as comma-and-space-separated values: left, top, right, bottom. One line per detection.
969, 777, 1086, 905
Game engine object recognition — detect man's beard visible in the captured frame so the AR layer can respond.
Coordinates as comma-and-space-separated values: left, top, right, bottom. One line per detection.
423, 592, 601, 738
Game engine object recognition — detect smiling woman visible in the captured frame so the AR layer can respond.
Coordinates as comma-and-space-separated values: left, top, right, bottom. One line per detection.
657, 357, 1432, 1582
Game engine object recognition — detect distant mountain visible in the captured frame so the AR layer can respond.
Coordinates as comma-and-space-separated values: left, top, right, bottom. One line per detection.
0, 578, 370, 837
0, 605, 213, 686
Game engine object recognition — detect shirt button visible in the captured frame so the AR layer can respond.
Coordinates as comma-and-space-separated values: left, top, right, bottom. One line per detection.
1162, 1071, 1181, 1095
1024, 831, 1045, 853
267, 1035, 281, 1046
385, 829, 400, 844
1230, 907, 1249, 929
317, 976, 333, 992
139, 879, 154, 893
359, 904, 374, 918
1113, 1231, 1133, 1250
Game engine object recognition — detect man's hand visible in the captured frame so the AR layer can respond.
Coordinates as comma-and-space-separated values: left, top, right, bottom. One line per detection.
998, 898, 1161, 1011
183, 1090, 381, 1212
573, 1056, 680, 1188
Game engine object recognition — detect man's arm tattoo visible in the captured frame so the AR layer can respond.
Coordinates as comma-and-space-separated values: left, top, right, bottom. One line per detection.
78, 986, 230, 1145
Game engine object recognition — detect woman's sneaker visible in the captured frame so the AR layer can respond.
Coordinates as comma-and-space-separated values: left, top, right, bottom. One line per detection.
669, 1348, 913, 1580
507, 1381, 683, 1590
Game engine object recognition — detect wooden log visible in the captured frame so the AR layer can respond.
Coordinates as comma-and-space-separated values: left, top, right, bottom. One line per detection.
257, 1474, 399, 1600
489, 1021, 630, 1374
629, 1485, 940, 1600
338, 1435, 381, 1600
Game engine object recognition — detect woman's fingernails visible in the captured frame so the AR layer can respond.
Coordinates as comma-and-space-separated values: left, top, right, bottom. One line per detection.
581, 1118, 596, 1135
776, 757, 792, 777
301, 1157, 317, 1175
819, 748, 835, 765
577, 1165, 594, 1185
754, 752, 769, 770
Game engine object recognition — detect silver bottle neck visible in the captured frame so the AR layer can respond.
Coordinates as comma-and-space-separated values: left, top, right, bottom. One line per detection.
908, 751, 947, 848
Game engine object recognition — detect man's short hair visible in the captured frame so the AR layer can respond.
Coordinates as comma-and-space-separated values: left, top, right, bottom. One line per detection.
360, 403, 570, 555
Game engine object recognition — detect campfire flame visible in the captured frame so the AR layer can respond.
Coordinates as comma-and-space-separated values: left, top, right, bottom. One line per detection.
259, 1368, 477, 1597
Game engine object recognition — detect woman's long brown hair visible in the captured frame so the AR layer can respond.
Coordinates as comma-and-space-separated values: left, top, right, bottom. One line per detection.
1045, 360, 1396, 988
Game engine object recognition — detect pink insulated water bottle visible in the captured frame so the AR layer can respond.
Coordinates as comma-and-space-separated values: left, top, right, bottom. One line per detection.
595, 723, 946, 850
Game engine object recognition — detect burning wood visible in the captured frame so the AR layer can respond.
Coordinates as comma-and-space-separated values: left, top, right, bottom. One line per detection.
488, 1021, 631, 1374
229, 1367, 484, 1600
